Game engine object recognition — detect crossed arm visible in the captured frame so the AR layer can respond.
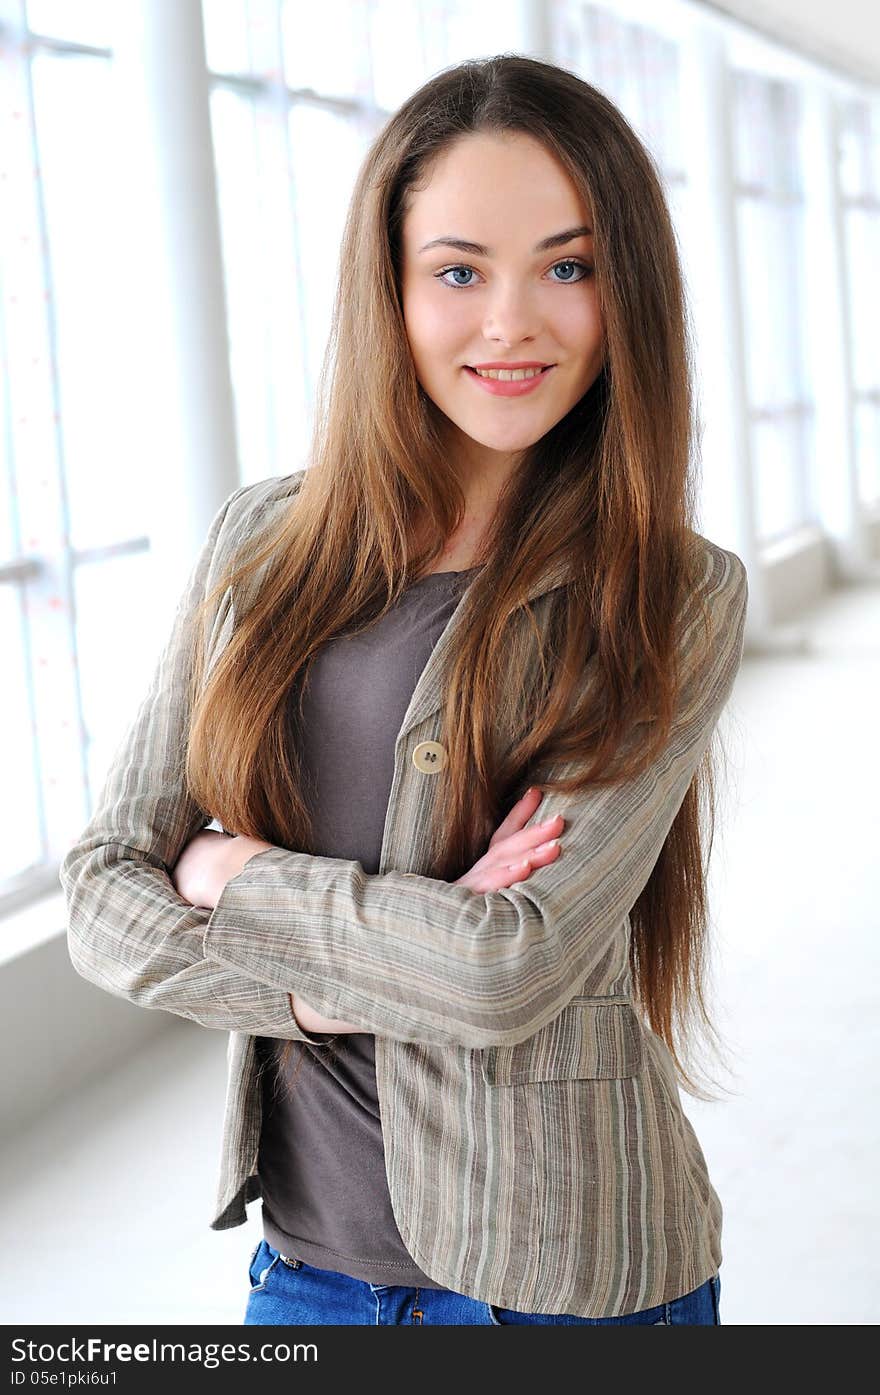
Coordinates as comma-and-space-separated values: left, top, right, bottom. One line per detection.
170, 785, 567, 1036
167, 827, 360, 1034
60, 482, 748, 1051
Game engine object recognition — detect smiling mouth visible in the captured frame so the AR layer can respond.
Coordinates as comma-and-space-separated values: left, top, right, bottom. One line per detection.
464, 365, 555, 381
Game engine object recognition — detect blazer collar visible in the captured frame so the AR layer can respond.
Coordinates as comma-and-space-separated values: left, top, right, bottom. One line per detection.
396, 553, 571, 741
218, 476, 572, 738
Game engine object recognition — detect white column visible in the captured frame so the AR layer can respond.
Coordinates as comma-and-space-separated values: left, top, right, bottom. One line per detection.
800, 84, 871, 580
110, 0, 239, 622
522, 0, 553, 57
677, 20, 769, 640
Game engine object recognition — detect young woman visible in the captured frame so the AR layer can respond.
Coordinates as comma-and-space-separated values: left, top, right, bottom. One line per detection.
61, 55, 747, 1327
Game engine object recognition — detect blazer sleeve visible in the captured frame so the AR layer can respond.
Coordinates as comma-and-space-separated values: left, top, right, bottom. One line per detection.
59, 481, 335, 1044
203, 544, 749, 1050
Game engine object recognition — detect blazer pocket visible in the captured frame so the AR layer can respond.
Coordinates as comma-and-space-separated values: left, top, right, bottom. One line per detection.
479, 997, 644, 1085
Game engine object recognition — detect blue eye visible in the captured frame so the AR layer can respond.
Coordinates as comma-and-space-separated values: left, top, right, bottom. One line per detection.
549, 259, 591, 282
438, 265, 478, 287
434, 258, 594, 289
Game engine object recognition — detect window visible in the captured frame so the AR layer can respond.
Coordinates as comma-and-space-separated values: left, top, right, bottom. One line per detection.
204, 0, 531, 482
732, 71, 815, 544
550, 2, 685, 188
3, 0, 878, 932
0, 10, 162, 915
838, 97, 880, 508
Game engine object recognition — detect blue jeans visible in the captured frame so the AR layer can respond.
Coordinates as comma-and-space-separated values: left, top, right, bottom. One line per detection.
243, 1238, 721, 1325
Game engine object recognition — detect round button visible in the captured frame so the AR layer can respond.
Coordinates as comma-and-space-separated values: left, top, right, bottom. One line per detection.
412, 740, 447, 774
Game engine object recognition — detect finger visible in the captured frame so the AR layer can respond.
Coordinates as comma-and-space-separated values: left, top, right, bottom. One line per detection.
489, 786, 543, 846
495, 816, 564, 860
461, 842, 559, 893
498, 846, 556, 886
459, 855, 535, 893
479, 829, 563, 886
505, 839, 560, 873
483, 862, 532, 891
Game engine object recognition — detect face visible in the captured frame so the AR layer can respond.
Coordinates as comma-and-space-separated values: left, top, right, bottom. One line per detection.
400, 130, 605, 483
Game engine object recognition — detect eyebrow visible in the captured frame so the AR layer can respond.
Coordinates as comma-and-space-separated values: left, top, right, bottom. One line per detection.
417, 225, 593, 256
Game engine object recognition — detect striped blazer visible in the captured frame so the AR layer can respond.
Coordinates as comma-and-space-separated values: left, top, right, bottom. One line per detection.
60, 469, 749, 1319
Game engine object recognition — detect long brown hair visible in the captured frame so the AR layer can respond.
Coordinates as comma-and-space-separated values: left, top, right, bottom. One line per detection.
185, 54, 732, 1099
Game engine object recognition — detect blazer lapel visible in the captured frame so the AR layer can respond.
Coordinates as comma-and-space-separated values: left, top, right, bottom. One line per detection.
203, 477, 573, 745
394, 555, 572, 743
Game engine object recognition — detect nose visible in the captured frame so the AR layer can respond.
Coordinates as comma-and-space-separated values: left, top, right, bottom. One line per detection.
482, 281, 540, 348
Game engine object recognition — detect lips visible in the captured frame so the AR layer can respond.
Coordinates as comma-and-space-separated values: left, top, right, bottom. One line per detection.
463, 364, 555, 397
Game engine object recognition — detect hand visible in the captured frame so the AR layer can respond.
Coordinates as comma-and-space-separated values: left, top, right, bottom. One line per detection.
288, 791, 563, 1032
289, 994, 363, 1036
171, 828, 274, 910
171, 829, 362, 1034
453, 786, 564, 894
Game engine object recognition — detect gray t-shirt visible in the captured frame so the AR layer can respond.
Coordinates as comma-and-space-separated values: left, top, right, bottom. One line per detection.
254, 565, 482, 1288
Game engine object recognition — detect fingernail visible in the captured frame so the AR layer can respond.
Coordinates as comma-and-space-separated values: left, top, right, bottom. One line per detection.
536, 838, 558, 851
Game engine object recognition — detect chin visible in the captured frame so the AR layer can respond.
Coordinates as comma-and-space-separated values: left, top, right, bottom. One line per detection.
468, 422, 555, 451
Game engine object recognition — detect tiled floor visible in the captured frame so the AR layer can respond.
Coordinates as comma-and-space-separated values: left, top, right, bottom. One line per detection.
2, 577, 878, 1325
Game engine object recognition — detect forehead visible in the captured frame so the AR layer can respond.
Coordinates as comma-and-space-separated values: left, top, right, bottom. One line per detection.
402, 131, 589, 240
